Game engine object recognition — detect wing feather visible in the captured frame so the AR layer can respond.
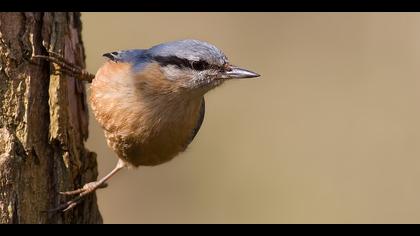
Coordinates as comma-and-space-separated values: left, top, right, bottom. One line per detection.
188, 98, 205, 145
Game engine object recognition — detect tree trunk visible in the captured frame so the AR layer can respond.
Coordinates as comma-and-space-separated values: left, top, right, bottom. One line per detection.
0, 12, 102, 224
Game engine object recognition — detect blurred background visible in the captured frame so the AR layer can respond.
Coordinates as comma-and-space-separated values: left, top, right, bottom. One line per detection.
82, 13, 420, 223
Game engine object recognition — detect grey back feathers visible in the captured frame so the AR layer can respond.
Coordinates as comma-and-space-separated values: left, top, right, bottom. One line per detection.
103, 49, 147, 63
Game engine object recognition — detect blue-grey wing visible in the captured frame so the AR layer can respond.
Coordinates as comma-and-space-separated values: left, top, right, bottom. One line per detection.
103, 49, 148, 63
103, 49, 152, 72
187, 98, 205, 145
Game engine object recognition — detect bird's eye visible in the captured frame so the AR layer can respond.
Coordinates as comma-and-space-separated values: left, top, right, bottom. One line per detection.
190, 60, 209, 71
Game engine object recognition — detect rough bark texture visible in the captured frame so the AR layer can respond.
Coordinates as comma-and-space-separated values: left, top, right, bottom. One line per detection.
0, 12, 102, 224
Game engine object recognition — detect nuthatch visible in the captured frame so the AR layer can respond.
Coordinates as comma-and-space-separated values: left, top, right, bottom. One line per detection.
34, 39, 260, 211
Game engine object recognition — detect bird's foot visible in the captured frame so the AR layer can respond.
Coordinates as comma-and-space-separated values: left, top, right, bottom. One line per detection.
32, 51, 95, 82
49, 181, 108, 213
46, 159, 126, 213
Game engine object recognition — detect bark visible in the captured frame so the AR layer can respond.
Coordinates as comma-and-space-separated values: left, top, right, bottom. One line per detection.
0, 12, 102, 224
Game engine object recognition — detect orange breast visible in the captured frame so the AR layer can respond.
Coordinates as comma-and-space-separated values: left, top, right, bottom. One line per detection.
90, 61, 203, 167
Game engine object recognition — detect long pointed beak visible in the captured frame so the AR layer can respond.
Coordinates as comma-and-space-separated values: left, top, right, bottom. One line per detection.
222, 66, 260, 79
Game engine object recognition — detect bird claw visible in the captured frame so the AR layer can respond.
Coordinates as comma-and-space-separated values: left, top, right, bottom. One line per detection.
49, 197, 84, 213
46, 160, 125, 213
59, 182, 108, 196
49, 181, 108, 213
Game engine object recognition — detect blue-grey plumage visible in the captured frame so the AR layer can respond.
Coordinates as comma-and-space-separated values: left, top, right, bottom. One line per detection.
102, 49, 146, 63
40, 39, 259, 212
147, 39, 228, 66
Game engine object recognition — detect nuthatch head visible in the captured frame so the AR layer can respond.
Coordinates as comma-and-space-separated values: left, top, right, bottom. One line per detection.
36, 39, 260, 212
104, 39, 259, 94
147, 39, 259, 90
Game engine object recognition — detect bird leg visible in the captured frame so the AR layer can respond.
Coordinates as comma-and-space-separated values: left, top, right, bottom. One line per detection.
50, 159, 127, 213
32, 51, 95, 82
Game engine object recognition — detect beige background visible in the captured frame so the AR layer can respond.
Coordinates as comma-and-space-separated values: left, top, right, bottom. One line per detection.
82, 13, 420, 223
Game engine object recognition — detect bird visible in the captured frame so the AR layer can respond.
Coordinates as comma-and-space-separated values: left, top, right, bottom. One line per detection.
33, 39, 260, 212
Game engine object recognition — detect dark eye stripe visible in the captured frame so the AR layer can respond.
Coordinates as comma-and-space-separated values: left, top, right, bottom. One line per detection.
153, 55, 212, 71
153, 56, 190, 68
191, 60, 210, 71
